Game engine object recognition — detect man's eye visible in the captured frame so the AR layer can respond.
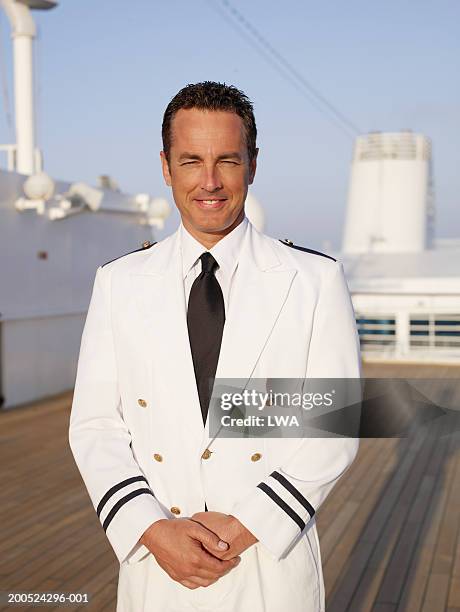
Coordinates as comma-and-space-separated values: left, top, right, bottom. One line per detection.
181, 161, 198, 166
221, 160, 238, 165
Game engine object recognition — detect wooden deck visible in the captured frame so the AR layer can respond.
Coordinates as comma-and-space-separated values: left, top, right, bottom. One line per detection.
0, 363, 459, 611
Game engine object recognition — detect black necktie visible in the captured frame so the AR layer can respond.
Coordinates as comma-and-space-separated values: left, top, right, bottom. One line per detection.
187, 252, 225, 425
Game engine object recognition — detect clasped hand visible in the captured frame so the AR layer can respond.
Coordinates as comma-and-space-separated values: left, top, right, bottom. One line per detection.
140, 511, 257, 590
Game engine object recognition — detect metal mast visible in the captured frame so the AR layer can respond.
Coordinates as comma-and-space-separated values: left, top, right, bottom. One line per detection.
0, 0, 57, 175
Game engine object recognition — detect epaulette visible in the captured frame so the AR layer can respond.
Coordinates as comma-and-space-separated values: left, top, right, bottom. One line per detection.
102, 240, 157, 267
279, 238, 336, 262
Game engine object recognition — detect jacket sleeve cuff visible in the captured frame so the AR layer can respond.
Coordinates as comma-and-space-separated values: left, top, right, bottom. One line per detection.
230, 473, 314, 561
101, 484, 169, 565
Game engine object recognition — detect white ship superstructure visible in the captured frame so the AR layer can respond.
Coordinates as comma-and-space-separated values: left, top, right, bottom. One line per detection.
0, 1, 171, 408
340, 131, 460, 363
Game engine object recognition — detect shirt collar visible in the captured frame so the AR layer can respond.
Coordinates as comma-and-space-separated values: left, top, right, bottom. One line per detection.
180, 215, 249, 279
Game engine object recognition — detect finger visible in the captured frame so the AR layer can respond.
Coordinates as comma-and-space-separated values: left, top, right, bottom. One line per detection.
190, 548, 233, 575
181, 546, 239, 579
198, 551, 242, 577
221, 556, 242, 577
200, 549, 236, 572
184, 566, 223, 580
216, 549, 243, 562
186, 575, 218, 588
180, 579, 199, 590
190, 521, 229, 554
200, 540, 230, 559
211, 553, 241, 567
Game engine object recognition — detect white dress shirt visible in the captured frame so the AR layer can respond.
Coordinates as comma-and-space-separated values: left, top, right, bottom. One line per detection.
180, 215, 249, 314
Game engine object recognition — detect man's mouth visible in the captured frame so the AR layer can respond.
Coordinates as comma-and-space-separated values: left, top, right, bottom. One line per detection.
194, 198, 227, 209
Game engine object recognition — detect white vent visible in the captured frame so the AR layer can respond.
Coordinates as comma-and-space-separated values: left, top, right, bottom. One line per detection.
354, 132, 431, 162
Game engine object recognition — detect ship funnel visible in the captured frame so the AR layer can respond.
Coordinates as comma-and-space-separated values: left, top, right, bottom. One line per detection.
342, 131, 435, 254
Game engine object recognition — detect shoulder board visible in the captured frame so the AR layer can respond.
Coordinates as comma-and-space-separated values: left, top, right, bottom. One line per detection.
279, 239, 336, 262
102, 240, 157, 268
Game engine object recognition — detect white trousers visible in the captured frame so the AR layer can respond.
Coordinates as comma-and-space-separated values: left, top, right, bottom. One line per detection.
116, 536, 323, 612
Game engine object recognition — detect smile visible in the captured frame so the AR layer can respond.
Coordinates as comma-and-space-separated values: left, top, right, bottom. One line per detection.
195, 199, 227, 209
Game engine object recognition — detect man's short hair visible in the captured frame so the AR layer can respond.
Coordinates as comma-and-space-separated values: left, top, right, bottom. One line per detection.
162, 81, 257, 162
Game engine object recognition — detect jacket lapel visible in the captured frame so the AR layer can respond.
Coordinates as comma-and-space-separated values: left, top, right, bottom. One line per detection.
205, 224, 297, 448
215, 222, 297, 382
130, 230, 205, 445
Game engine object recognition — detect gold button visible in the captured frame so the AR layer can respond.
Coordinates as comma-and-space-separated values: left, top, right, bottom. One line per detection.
170, 506, 181, 515
142, 240, 151, 248
201, 449, 212, 460
138, 398, 147, 408
284, 238, 293, 245
153, 453, 163, 462
251, 453, 262, 462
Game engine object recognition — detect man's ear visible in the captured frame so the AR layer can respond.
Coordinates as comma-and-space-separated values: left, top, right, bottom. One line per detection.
160, 151, 172, 186
248, 148, 258, 185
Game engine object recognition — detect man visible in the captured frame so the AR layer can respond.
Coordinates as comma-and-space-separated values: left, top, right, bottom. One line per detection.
69, 81, 361, 611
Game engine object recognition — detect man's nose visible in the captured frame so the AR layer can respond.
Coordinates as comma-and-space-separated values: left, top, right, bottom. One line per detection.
201, 165, 223, 192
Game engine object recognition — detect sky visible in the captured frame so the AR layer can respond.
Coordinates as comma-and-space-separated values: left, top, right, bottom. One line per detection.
0, 0, 459, 249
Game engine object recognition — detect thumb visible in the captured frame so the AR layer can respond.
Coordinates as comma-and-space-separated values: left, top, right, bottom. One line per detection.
195, 524, 229, 552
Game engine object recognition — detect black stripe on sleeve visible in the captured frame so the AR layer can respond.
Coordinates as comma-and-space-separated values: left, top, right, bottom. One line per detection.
257, 483, 306, 531
97, 475, 149, 518
270, 471, 316, 519
102, 488, 154, 532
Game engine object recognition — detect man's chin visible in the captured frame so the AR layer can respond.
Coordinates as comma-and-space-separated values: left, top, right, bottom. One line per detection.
187, 213, 243, 235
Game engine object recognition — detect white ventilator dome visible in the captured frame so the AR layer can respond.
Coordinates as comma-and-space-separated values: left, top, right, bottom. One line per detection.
23, 172, 55, 200
342, 131, 434, 254
245, 191, 265, 232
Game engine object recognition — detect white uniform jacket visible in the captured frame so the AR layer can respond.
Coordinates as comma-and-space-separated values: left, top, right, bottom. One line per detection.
69, 220, 361, 612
